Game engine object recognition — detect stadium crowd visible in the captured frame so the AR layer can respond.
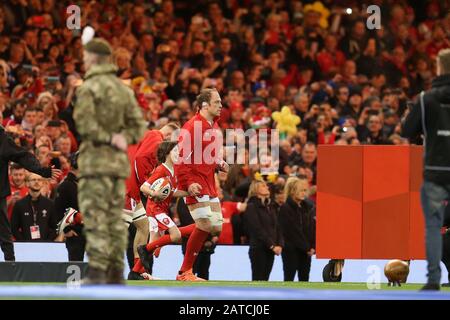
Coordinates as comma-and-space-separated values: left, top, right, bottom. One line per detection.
1, 0, 450, 279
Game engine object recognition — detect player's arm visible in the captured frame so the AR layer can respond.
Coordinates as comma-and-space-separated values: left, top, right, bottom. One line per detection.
140, 182, 156, 198
140, 169, 167, 201
140, 181, 166, 201
173, 190, 189, 198
134, 154, 154, 184
176, 125, 197, 191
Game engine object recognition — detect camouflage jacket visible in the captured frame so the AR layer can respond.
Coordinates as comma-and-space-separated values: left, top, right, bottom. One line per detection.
74, 63, 146, 178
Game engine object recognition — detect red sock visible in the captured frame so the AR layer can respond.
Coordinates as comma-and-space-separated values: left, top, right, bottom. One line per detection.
179, 227, 209, 273
180, 224, 195, 238
132, 259, 143, 273
74, 212, 83, 225
145, 234, 172, 252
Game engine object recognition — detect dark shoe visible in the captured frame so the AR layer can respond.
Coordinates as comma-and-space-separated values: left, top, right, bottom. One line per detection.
107, 267, 125, 285
81, 267, 107, 285
137, 245, 153, 272
441, 283, 450, 287
420, 283, 440, 291
127, 271, 146, 280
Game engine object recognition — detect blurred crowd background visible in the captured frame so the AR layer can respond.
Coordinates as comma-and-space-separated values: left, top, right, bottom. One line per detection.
1, 0, 449, 244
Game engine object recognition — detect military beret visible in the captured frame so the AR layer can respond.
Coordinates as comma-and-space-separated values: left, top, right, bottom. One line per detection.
83, 38, 113, 56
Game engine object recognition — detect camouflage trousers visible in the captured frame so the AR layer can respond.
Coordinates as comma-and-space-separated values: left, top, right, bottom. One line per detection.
78, 176, 127, 272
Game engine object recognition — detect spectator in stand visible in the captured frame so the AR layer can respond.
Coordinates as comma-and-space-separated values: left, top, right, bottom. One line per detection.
36, 91, 57, 123
11, 172, 57, 242
297, 142, 317, 179
45, 120, 61, 144
55, 134, 71, 158
6, 163, 28, 221
21, 107, 37, 132
316, 34, 346, 77
340, 20, 368, 61
357, 113, 390, 145
341, 91, 363, 120
279, 177, 316, 281
244, 180, 284, 281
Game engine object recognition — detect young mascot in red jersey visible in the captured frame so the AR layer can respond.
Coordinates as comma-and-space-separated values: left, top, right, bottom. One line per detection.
135, 141, 196, 277
173, 88, 229, 281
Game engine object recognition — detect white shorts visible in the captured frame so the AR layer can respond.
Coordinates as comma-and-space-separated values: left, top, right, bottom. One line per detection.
186, 196, 223, 226
149, 213, 176, 233
123, 203, 147, 222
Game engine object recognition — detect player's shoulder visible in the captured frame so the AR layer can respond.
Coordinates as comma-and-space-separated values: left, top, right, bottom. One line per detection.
148, 129, 163, 140
153, 164, 168, 176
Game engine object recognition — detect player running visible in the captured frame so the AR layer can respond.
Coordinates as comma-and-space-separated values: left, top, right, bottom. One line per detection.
173, 88, 229, 281
124, 123, 179, 280
133, 141, 195, 277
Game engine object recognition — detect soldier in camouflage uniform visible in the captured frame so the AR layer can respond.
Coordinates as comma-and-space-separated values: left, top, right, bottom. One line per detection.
74, 38, 147, 284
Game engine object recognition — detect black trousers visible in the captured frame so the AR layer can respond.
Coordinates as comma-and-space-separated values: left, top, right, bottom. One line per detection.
193, 252, 212, 280
249, 247, 274, 281
443, 233, 450, 283
66, 237, 86, 261
126, 223, 136, 270
231, 214, 244, 244
0, 198, 14, 261
281, 247, 312, 281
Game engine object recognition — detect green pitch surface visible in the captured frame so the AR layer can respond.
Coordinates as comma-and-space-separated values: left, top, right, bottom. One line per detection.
0, 281, 448, 291
0, 281, 449, 300
129, 281, 450, 291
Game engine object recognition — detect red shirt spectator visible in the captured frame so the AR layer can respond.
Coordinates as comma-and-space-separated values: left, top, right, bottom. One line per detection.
218, 201, 245, 244
6, 165, 29, 221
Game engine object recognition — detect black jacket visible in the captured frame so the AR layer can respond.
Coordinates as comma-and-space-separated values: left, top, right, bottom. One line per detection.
54, 172, 79, 222
402, 74, 450, 184
356, 126, 391, 145
243, 196, 284, 250
278, 196, 316, 253
11, 194, 57, 241
54, 172, 84, 239
0, 126, 51, 198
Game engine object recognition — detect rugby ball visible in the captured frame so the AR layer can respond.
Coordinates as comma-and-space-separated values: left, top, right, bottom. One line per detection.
150, 177, 172, 200
384, 259, 409, 284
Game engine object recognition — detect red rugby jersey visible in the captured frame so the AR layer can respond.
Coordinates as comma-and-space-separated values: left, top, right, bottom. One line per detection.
144, 163, 177, 217
174, 113, 221, 197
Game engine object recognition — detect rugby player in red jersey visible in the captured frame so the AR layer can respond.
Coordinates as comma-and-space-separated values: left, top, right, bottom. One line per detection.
124, 123, 179, 280
173, 88, 229, 281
